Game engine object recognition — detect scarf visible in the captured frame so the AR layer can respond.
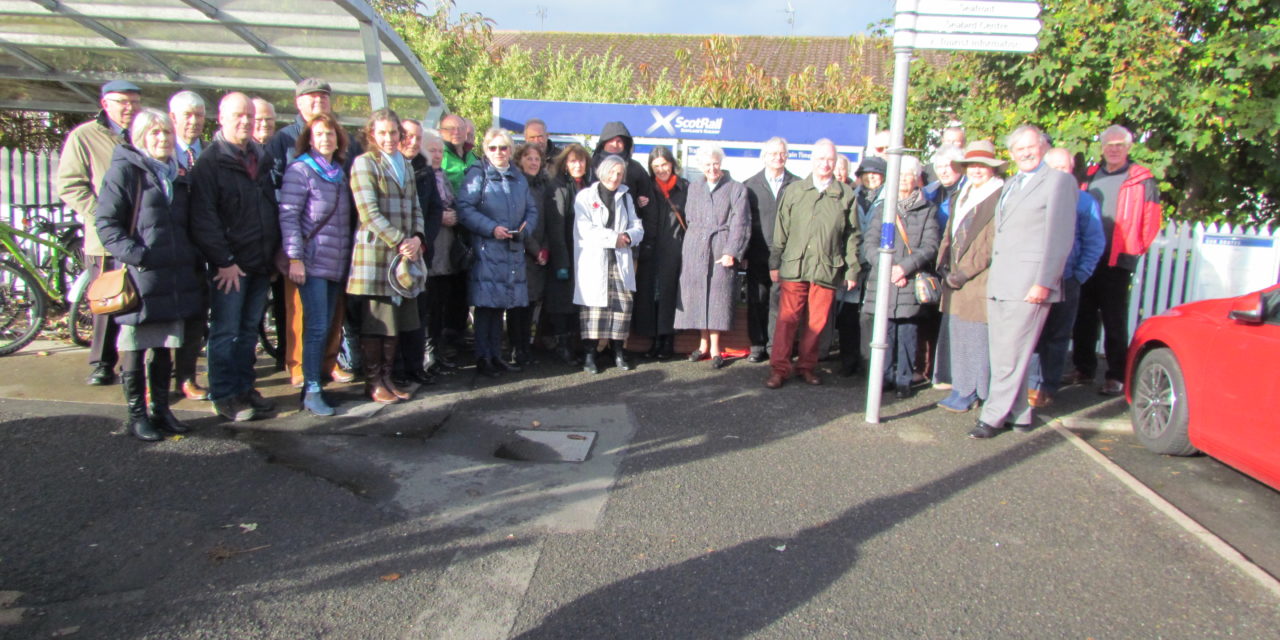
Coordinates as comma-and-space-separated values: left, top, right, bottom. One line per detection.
896, 189, 923, 214
384, 150, 406, 187
655, 173, 678, 198
298, 151, 345, 184
951, 177, 1005, 231
143, 154, 179, 203
598, 183, 618, 229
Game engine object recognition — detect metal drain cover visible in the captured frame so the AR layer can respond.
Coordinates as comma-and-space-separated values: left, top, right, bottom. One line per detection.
494, 429, 597, 462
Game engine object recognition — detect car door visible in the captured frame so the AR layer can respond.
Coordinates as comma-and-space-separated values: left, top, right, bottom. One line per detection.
1199, 287, 1280, 487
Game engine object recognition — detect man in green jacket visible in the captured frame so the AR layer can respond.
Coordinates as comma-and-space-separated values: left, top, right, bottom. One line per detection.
439, 113, 477, 194
766, 139, 862, 389
56, 79, 141, 386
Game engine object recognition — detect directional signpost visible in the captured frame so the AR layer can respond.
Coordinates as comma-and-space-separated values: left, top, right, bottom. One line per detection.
865, 0, 1042, 423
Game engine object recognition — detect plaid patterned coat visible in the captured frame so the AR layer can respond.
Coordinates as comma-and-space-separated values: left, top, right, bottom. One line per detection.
346, 151, 424, 297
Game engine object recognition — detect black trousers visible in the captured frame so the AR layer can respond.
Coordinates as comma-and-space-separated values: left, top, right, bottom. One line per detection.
395, 290, 432, 378
835, 300, 861, 370
507, 305, 533, 354
87, 255, 120, 368
269, 276, 287, 364
744, 263, 779, 351
1072, 264, 1132, 382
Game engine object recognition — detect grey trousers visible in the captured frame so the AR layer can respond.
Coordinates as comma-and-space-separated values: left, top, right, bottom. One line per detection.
979, 298, 1050, 427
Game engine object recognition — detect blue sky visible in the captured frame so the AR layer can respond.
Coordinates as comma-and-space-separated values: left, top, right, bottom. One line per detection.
452, 1, 895, 37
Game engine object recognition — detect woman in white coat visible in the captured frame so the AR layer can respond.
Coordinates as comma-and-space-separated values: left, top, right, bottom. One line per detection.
573, 155, 645, 374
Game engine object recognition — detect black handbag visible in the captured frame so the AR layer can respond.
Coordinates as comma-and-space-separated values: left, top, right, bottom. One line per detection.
895, 215, 942, 305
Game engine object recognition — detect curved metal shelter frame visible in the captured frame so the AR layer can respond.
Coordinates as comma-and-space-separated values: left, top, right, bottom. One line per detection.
0, 0, 445, 126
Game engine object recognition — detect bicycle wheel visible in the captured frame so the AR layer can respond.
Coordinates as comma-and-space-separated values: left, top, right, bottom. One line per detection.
56, 237, 85, 307
67, 271, 92, 347
0, 259, 48, 356
258, 285, 280, 360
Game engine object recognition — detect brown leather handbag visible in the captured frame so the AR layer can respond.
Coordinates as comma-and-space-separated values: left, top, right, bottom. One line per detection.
87, 180, 142, 316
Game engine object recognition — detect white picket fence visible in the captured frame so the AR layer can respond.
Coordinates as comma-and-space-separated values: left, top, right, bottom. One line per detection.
1128, 222, 1280, 336
1, 147, 66, 220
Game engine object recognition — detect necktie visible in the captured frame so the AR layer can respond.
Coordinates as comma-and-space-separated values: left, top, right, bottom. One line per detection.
999, 173, 1026, 214
186, 147, 195, 168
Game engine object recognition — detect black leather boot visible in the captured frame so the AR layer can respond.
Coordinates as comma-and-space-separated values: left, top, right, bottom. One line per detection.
148, 356, 190, 434
554, 335, 577, 365
656, 334, 675, 360
476, 357, 499, 378
121, 371, 161, 442
612, 340, 633, 371
644, 337, 661, 359
583, 349, 600, 374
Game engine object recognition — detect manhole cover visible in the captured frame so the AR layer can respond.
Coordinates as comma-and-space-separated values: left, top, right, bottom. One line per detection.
494, 429, 597, 463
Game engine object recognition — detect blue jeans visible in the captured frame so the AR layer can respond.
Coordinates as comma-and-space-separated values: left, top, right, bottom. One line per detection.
207, 272, 271, 402
1029, 278, 1081, 395
298, 277, 341, 392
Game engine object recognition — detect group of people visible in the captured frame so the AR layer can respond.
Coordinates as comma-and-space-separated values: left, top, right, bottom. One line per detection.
54, 77, 1160, 443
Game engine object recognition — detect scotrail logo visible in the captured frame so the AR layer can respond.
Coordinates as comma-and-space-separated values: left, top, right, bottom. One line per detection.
646, 108, 724, 136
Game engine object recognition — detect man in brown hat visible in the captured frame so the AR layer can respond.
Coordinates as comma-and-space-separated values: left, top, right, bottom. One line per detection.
56, 79, 142, 386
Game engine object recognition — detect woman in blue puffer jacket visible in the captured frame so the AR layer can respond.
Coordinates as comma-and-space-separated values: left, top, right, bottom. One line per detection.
278, 113, 353, 415
456, 128, 539, 378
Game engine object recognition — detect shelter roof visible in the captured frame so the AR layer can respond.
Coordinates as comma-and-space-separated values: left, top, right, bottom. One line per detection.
0, 0, 445, 125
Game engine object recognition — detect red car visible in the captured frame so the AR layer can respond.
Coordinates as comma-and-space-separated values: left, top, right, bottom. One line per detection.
1126, 283, 1280, 491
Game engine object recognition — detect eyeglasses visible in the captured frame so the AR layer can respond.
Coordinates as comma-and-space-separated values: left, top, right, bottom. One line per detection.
487, 145, 509, 152
440, 126, 458, 132
103, 97, 141, 107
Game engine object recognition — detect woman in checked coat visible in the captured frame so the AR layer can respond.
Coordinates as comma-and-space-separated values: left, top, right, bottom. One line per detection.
346, 108, 425, 405
674, 145, 750, 369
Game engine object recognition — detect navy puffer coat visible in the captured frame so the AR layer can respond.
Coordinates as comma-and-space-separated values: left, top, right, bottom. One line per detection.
456, 160, 539, 309
95, 144, 203, 326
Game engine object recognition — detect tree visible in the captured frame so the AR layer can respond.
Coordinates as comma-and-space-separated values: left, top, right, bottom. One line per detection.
906, 0, 1280, 224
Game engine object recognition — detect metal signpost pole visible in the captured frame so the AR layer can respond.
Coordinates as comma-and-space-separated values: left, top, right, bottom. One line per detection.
864, 11, 915, 423
865, 0, 1040, 423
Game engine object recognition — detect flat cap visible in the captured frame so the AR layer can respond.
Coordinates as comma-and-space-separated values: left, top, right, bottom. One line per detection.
295, 78, 331, 97
100, 80, 141, 96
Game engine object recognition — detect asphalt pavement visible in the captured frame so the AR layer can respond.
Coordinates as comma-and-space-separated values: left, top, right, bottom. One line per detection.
2, 340, 1278, 639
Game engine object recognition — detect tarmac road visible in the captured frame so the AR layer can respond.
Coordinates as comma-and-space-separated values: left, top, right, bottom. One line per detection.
2, 342, 1278, 639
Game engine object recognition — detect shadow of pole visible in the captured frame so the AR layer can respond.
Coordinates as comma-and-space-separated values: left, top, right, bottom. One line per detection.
515, 431, 1063, 639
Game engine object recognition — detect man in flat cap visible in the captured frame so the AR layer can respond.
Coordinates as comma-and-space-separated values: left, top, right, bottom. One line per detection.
56, 79, 142, 386
266, 78, 363, 186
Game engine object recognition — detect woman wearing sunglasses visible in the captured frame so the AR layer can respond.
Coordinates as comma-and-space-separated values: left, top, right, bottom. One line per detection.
456, 128, 540, 378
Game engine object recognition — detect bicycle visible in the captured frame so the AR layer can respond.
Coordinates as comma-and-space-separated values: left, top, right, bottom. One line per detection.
0, 203, 89, 355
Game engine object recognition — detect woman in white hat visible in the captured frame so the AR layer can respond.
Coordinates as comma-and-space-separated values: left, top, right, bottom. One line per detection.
935, 140, 1006, 413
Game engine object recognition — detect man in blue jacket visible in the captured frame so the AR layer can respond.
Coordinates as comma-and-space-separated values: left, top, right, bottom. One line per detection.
1027, 147, 1106, 408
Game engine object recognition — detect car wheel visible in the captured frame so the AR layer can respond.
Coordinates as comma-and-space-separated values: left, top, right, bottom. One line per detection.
1130, 347, 1197, 456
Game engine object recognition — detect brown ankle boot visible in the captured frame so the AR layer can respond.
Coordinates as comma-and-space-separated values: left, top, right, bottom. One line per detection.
381, 336, 411, 400
361, 337, 399, 404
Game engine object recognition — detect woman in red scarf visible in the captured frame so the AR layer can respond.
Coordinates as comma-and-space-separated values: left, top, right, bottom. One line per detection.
543, 143, 593, 364
634, 145, 688, 359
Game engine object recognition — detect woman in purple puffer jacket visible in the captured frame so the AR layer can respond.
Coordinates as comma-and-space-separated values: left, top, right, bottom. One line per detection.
278, 113, 353, 415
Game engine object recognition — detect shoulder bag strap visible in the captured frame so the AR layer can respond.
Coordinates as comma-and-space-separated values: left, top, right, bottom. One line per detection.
666, 191, 686, 231
894, 215, 912, 255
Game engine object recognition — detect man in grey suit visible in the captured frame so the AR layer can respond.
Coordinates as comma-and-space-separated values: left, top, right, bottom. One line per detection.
970, 125, 1077, 439
743, 137, 800, 362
